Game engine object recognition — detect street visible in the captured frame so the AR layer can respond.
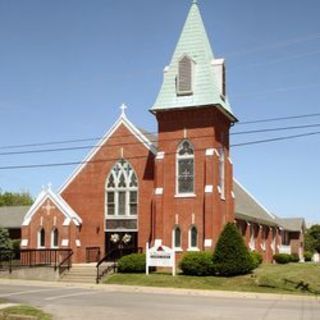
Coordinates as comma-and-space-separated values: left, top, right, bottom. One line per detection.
0, 281, 319, 319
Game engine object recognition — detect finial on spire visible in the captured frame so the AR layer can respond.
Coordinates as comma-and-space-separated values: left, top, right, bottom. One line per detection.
192, 0, 198, 5
120, 103, 127, 117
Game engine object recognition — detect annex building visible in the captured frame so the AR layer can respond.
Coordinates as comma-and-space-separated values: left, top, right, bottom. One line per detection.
20, 1, 305, 263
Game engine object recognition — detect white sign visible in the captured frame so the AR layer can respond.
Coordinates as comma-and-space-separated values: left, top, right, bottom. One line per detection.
146, 241, 176, 276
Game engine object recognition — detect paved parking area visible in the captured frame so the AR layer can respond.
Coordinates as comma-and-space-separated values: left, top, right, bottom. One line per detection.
0, 280, 319, 320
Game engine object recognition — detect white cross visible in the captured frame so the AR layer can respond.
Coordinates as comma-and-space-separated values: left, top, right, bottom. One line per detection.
120, 103, 127, 116
42, 200, 55, 216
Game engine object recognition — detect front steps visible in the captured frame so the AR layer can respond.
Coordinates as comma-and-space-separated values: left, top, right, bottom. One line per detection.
59, 264, 97, 284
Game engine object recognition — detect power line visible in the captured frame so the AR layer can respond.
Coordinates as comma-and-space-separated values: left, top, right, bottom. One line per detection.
1, 111, 320, 151
1, 122, 320, 157
0, 130, 319, 171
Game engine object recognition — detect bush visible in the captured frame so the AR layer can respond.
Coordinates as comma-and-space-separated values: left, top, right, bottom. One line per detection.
290, 253, 300, 263
304, 251, 313, 262
179, 252, 214, 276
212, 223, 254, 276
250, 251, 263, 269
12, 239, 21, 259
117, 253, 146, 273
273, 253, 292, 264
0, 226, 12, 251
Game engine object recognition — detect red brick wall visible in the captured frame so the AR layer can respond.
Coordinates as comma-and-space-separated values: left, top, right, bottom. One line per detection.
154, 107, 234, 251
61, 123, 155, 263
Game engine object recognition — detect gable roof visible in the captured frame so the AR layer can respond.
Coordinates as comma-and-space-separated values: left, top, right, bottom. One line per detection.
0, 206, 30, 229
277, 217, 306, 232
22, 186, 82, 227
233, 179, 278, 226
151, 1, 235, 119
59, 113, 157, 194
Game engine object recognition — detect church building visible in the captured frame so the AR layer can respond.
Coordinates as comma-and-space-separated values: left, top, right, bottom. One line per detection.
21, 1, 305, 264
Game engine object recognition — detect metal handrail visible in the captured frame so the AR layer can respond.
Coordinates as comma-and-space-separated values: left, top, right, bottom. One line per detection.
57, 250, 74, 273
96, 246, 142, 284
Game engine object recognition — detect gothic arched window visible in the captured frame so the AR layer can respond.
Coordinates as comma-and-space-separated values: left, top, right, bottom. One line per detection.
177, 140, 194, 194
173, 226, 182, 249
189, 226, 198, 249
51, 228, 59, 248
38, 228, 45, 248
106, 159, 138, 217
177, 55, 193, 95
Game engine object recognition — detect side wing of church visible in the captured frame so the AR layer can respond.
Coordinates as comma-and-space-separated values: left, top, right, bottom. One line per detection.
21, 1, 305, 263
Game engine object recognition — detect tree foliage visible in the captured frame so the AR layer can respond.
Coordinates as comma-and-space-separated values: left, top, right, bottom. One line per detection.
0, 190, 33, 207
304, 225, 320, 253
212, 223, 254, 276
0, 226, 12, 251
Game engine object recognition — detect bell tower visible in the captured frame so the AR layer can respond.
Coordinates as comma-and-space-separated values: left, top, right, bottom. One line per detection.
150, 1, 238, 251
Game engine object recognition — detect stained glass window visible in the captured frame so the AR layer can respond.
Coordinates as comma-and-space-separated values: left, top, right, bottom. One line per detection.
177, 140, 194, 194
38, 228, 45, 248
174, 227, 181, 248
190, 226, 197, 248
106, 160, 138, 217
52, 228, 59, 248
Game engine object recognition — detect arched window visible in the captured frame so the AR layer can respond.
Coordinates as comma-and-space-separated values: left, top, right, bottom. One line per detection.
173, 226, 181, 249
38, 228, 45, 248
189, 226, 198, 249
177, 140, 194, 194
51, 228, 59, 248
177, 55, 193, 95
106, 159, 138, 217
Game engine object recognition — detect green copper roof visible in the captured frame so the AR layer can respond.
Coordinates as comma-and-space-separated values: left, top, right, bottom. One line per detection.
151, 2, 236, 119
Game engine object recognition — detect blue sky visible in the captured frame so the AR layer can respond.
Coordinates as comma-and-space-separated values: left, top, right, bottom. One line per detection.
0, 0, 319, 223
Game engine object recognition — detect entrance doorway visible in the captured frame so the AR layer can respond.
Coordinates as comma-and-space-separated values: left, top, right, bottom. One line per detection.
105, 232, 138, 261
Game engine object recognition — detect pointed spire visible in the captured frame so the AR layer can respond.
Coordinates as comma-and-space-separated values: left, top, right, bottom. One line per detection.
151, 1, 236, 120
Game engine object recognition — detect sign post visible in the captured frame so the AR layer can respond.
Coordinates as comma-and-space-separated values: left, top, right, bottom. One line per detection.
146, 240, 175, 276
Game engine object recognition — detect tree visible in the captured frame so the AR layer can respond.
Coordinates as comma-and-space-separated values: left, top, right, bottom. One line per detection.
305, 225, 320, 253
212, 222, 254, 276
0, 190, 33, 207
0, 226, 12, 251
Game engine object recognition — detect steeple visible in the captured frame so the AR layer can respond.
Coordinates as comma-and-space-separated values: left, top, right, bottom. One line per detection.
151, 1, 236, 121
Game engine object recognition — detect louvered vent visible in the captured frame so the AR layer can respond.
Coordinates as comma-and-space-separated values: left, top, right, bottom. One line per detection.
177, 56, 193, 95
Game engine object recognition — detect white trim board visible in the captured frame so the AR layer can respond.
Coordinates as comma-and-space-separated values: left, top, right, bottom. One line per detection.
22, 187, 82, 226
59, 114, 157, 194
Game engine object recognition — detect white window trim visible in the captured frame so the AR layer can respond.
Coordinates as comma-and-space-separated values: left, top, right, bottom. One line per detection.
172, 226, 183, 252
37, 229, 45, 249
105, 160, 138, 218
218, 145, 225, 200
188, 226, 199, 251
51, 228, 59, 249
176, 140, 195, 196
249, 224, 255, 251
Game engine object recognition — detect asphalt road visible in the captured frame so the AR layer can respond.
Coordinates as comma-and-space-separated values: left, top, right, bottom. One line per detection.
0, 281, 319, 320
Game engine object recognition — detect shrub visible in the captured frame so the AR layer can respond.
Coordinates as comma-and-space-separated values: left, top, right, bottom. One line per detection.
179, 252, 214, 276
117, 253, 146, 273
12, 239, 21, 259
250, 251, 263, 269
0, 226, 12, 251
212, 223, 254, 276
290, 253, 300, 263
304, 251, 313, 262
273, 253, 291, 264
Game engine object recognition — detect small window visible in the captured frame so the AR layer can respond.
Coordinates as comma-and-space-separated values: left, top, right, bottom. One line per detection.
177, 140, 195, 194
190, 226, 198, 248
38, 228, 45, 248
177, 56, 193, 95
173, 227, 181, 248
51, 228, 59, 248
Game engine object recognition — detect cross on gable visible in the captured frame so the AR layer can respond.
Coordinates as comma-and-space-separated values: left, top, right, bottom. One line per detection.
120, 103, 127, 116
42, 200, 55, 216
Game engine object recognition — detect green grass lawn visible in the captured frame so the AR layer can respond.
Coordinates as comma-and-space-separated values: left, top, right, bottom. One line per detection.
104, 263, 320, 295
0, 305, 52, 320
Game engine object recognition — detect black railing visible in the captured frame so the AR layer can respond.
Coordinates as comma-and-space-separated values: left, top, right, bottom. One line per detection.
96, 246, 142, 284
0, 248, 73, 273
57, 250, 73, 273
86, 247, 101, 263
0, 250, 14, 273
